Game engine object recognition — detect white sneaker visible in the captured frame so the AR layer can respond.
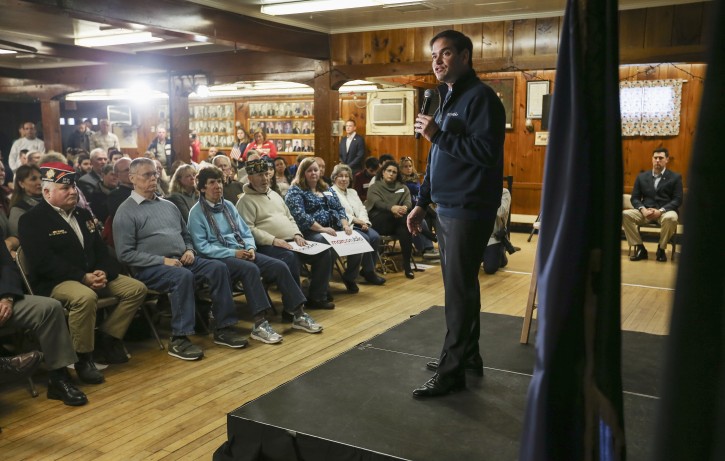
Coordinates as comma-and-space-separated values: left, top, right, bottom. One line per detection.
292, 313, 323, 334
422, 249, 440, 260
250, 320, 283, 344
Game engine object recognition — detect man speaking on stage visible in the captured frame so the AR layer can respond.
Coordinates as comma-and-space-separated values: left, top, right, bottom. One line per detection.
408, 29, 506, 398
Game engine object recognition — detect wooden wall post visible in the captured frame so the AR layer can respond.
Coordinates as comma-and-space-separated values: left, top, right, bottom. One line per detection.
40, 99, 62, 152
168, 75, 192, 164
313, 60, 337, 166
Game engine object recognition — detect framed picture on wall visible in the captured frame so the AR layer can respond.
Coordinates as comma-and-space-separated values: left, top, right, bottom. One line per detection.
483, 79, 515, 129
526, 80, 550, 119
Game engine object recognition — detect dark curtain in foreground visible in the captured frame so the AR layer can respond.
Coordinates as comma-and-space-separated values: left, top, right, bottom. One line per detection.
653, 0, 725, 459
519, 0, 625, 459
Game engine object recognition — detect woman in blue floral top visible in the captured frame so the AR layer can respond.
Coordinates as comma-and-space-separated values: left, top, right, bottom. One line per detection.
285, 158, 385, 294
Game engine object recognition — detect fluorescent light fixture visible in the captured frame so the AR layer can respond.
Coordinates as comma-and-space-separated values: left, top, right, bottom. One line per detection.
75, 31, 163, 48
65, 89, 168, 102
0, 49, 17, 55
339, 80, 381, 93
261, 0, 421, 15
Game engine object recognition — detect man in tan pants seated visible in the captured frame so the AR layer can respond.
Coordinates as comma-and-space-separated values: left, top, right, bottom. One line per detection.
19, 162, 147, 384
623, 148, 683, 262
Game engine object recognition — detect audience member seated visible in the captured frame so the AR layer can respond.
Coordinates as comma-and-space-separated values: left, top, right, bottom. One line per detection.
26, 151, 42, 165
399, 156, 439, 260
314, 157, 332, 186
88, 164, 118, 223
188, 166, 322, 343
107, 158, 133, 219
0, 243, 88, 406
154, 159, 170, 196
285, 158, 384, 294
237, 159, 334, 310
623, 147, 683, 262
331, 164, 381, 258
366, 160, 415, 279
212, 154, 244, 204
242, 131, 278, 160
8, 164, 42, 237
482, 188, 512, 274
0, 163, 19, 258
166, 164, 198, 223
19, 162, 147, 382
113, 158, 245, 360
273, 157, 293, 197
76, 148, 108, 198
287, 154, 305, 178
353, 157, 379, 202
74, 153, 92, 177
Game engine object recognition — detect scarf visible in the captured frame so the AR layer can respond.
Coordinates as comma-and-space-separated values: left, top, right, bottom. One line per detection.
199, 197, 245, 248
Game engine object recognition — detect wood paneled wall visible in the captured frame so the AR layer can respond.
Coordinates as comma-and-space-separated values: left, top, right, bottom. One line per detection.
332, 3, 709, 215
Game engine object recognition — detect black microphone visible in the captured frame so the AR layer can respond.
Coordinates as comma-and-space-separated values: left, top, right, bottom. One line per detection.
415, 89, 434, 139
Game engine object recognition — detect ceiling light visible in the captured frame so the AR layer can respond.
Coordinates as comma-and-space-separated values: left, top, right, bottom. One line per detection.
0, 49, 17, 55
75, 31, 163, 48
261, 0, 421, 15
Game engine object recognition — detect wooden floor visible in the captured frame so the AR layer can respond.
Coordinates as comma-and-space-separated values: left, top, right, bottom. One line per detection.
0, 232, 675, 459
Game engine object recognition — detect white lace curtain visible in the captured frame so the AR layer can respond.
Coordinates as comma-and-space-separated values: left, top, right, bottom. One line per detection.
620, 79, 683, 136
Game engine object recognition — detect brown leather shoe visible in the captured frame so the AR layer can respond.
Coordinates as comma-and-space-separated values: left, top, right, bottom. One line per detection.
0, 351, 42, 377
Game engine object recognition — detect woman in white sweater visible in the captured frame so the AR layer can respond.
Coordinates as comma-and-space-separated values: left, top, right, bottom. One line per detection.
330, 163, 381, 259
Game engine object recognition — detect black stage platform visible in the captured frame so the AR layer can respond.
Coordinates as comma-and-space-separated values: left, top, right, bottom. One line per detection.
214, 308, 663, 461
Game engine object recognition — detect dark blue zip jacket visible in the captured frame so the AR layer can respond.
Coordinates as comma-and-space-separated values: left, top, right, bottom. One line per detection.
418, 69, 505, 220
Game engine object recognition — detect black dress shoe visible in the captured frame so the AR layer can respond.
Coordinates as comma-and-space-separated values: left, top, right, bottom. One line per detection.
412, 373, 466, 399
96, 333, 129, 364
75, 358, 105, 384
362, 272, 386, 285
342, 279, 359, 294
306, 299, 335, 310
404, 270, 415, 279
47, 378, 88, 406
656, 248, 667, 262
426, 358, 484, 377
629, 245, 648, 261
0, 351, 42, 377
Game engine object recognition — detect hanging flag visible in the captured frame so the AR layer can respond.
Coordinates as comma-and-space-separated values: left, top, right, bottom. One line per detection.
519, 0, 625, 459
653, 1, 725, 459
230, 144, 242, 161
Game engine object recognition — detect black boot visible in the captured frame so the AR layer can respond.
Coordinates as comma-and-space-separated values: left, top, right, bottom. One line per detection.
629, 244, 648, 261
47, 368, 88, 406
75, 353, 104, 384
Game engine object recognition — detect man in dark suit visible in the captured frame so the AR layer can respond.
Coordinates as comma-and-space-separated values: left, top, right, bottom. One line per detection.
338, 119, 366, 174
0, 240, 87, 406
19, 162, 147, 384
623, 147, 683, 262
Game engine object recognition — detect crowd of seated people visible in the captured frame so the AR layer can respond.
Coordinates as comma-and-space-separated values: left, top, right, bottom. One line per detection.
0, 122, 444, 413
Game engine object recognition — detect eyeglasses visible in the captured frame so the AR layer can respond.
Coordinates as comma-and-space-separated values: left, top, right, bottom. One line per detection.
135, 171, 160, 179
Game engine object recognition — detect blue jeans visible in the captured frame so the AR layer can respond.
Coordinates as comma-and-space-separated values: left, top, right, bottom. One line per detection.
257, 245, 332, 302
222, 252, 306, 314
135, 257, 237, 336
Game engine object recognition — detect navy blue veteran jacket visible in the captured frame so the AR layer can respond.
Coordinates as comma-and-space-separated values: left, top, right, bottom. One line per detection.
18, 200, 120, 296
418, 69, 505, 220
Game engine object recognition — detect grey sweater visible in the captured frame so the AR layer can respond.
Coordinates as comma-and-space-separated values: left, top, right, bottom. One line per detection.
113, 191, 194, 269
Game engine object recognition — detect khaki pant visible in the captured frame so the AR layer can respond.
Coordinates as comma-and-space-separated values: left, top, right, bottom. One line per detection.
622, 208, 678, 249
51, 275, 147, 353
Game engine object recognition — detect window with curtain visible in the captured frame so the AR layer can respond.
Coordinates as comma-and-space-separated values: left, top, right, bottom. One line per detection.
620, 79, 683, 136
